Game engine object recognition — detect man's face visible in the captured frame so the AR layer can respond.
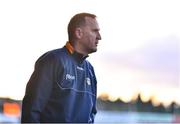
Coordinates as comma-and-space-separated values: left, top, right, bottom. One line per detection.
80, 17, 101, 54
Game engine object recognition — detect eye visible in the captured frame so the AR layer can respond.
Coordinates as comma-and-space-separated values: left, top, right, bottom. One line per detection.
92, 29, 100, 34
93, 29, 99, 32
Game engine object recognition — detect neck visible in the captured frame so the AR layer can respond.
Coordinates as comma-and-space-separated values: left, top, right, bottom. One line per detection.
70, 41, 88, 56
65, 41, 88, 63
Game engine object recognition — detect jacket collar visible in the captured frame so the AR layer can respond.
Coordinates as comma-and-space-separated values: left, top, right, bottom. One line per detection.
65, 41, 88, 63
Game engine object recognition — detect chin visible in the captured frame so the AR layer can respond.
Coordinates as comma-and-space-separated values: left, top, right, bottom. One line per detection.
92, 48, 97, 53
88, 49, 97, 54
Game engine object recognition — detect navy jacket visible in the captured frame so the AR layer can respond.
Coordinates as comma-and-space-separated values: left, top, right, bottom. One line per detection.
21, 45, 97, 123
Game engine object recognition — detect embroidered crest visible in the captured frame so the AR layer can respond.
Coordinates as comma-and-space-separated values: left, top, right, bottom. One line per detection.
86, 78, 91, 85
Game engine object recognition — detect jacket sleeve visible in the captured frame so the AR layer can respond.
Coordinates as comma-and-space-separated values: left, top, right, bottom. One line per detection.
90, 91, 97, 123
21, 53, 57, 123
90, 66, 97, 123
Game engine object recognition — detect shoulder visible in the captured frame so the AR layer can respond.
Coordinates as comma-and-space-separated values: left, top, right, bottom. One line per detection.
85, 60, 94, 69
35, 47, 67, 66
84, 60, 96, 76
85, 60, 97, 83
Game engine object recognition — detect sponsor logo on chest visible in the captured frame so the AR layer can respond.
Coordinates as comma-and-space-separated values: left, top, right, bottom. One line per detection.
66, 74, 75, 80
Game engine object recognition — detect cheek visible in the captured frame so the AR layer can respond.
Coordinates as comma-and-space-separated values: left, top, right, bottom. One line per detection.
83, 32, 96, 44
89, 33, 96, 41
88, 37, 95, 44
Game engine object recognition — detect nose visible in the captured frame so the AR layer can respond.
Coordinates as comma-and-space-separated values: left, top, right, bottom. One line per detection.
97, 32, 102, 40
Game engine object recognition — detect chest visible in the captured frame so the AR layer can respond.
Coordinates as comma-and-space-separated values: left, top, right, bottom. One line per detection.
56, 62, 96, 96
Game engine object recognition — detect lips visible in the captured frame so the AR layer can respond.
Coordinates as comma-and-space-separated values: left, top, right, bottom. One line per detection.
95, 41, 99, 46
95, 43, 98, 47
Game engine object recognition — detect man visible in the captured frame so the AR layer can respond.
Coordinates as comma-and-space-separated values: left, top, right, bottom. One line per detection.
21, 12, 101, 123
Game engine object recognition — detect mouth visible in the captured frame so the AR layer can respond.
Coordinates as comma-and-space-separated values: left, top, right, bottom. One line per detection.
95, 41, 99, 46
95, 43, 98, 47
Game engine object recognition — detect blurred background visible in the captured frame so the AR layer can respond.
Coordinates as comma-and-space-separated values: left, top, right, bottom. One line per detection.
0, 0, 179, 123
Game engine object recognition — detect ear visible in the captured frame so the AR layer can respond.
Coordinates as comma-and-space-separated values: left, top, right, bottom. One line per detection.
75, 28, 83, 39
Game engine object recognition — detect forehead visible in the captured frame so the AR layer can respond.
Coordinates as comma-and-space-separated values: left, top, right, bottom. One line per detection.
84, 17, 100, 29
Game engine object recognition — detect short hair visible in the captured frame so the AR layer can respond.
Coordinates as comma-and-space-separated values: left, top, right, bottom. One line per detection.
67, 13, 96, 41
